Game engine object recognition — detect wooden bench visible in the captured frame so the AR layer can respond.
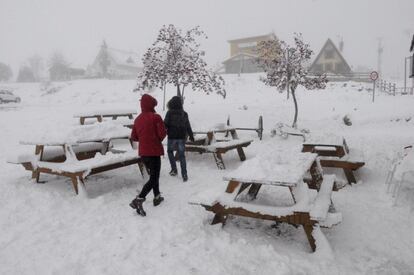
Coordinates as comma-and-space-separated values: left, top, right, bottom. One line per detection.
190, 152, 341, 252
302, 137, 365, 185
74, 109, 137, 125
186, 130, 252, 169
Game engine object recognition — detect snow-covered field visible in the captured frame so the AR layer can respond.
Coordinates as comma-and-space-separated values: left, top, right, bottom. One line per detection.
1, 75, 414, 274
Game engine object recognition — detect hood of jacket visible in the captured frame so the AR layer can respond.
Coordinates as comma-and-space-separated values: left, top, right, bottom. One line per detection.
140, 94, 157, 113
167, 96, 183, 111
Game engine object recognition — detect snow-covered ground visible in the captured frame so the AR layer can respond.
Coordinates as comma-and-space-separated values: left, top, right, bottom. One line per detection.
1, 75, 414, 274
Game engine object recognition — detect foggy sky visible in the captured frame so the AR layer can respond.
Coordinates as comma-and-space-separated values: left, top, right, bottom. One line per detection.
1, 0, 413, 79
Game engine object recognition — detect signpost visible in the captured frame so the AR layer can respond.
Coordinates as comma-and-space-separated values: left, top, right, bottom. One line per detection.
370, 71, 379, 102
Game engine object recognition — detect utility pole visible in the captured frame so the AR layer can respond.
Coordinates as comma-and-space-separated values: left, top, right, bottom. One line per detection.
377, 38, 383, 77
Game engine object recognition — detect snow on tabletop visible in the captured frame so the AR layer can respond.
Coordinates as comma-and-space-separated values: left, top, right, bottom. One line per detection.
223, 150, 317, 185
19, 122, 131, 146
304, 132, 344, 146
73, 108, 137, 117
37, 150, 138, 175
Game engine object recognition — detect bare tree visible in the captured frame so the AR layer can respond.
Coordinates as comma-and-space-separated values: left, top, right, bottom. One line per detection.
257, 34, 327, 128
0, 62, 13, 81
27, 55, 44, 82
136, 24, 226, 99
49, 52, 70, 81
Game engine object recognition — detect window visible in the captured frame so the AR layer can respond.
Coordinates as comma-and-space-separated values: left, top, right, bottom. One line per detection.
325, 63, 333, 72
238, 41, 257, 48
324, 49, 334, 59
313, 64, 323, 72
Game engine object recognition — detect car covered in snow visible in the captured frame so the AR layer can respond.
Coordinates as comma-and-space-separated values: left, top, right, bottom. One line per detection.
0, 89, 21, 103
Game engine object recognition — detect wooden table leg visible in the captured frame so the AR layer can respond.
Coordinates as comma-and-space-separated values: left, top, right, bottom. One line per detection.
303, 224, 317, 252
70, 175, 79, 194
236, 146, 246, 161
309, 161, 323, 190
247, 183, 262, 200
213, 152, 225, 170
344, 168, 357, 184
32, 145, 44, 183
230, 129, 239, 139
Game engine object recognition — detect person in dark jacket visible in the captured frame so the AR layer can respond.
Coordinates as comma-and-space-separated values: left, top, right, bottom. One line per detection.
129, 94, 167, 216
164, 96, 194, 182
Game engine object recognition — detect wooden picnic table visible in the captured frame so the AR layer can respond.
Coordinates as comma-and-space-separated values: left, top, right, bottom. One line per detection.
11, 123, 144, 194
191, 152, 341, 252
74, 109, 137, 125
302, 136, 364, 184
186, 127, 252, 169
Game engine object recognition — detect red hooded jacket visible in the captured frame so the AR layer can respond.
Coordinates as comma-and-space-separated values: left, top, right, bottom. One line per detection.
131, 94, 167, 156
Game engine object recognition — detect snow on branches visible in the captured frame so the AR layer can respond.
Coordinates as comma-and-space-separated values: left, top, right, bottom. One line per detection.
136, 24, 226, 99
257, 34, 327, 127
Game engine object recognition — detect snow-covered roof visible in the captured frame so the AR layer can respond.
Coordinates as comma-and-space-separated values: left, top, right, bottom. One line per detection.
228, 33, 276, 43
107, 48, 141, 68
222, 52, 258, 64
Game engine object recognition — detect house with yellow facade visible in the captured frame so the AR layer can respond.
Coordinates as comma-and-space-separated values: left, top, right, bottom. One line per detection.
223, 33, 276, 74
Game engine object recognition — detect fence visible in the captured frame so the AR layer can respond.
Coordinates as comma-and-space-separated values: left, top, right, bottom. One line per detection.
376, 79, 414, 96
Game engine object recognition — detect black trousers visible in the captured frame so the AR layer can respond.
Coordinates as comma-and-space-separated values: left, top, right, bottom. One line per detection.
138, 156, 161, 199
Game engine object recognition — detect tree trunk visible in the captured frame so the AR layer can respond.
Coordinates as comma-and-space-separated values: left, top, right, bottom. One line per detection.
176, 84, 181, 97
291, 87, 298, 128
181, 85, 186, 104
163, 83, 166, 111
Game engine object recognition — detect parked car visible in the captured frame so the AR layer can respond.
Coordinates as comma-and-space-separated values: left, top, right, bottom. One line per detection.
0, 89, 21, 103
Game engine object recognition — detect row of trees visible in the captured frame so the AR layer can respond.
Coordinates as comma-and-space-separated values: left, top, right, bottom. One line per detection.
0, 52, 73, 83
136, 25, 326, 127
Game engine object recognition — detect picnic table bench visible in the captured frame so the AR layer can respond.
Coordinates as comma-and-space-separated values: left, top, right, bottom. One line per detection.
8, 123, 145, 194
302, 136, 365, 185
74, 109, 137, 125
190, 151, 341, 252
186, 127, 252, 169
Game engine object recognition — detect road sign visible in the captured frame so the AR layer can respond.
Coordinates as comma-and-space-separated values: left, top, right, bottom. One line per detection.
370, 71, 379, 81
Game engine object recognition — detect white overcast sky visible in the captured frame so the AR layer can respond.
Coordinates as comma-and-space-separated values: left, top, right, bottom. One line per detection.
1, 0, 413, 79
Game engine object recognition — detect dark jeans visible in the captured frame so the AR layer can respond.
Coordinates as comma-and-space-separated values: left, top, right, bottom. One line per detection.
167, 139, 187, 177
138, 156, 161, 199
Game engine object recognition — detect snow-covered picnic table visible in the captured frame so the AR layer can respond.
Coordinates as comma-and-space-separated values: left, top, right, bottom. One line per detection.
74, 108, 137, 125
9, 122, 145, 194
190, 151, 341, 252
302, 134, 364, 184
187, 126, 252, 169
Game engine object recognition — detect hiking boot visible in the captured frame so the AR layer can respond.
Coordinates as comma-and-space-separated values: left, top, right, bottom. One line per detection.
153, 194, 164, 206
183, 175, 188, 182
169, 169, 177, 176
129, 198, 138, 209
130, 197, 146, 216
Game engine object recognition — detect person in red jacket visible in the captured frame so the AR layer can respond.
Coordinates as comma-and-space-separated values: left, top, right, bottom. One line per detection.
129, 94, 167, 216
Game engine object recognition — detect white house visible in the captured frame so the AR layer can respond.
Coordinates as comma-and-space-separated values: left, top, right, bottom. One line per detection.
87, 41, 142, 79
